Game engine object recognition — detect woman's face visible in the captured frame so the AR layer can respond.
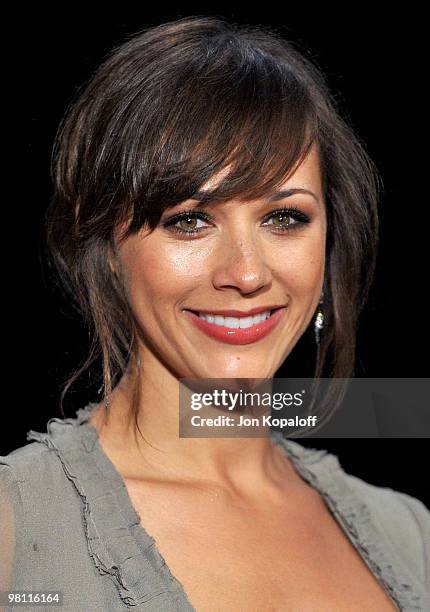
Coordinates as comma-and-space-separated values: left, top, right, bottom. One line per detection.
115, 143, 326, 380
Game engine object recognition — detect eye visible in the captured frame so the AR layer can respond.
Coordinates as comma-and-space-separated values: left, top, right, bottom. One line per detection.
262, 206, 311, 232
161, 205, 312, 238
162, 210, 212, 236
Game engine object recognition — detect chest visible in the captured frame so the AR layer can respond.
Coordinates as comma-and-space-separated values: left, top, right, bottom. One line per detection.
124, 480, 399, 612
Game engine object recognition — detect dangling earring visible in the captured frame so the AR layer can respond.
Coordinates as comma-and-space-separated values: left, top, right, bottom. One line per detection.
314, 292, 325, 345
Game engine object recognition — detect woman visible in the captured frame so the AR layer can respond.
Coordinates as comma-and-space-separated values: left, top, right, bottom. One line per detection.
1, 16, 429, 612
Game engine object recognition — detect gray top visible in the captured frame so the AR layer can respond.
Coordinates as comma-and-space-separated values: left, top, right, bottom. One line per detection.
0, 402, 429, 612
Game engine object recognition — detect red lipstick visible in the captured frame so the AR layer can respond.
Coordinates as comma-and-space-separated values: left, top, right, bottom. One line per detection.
182, 307, 286, 345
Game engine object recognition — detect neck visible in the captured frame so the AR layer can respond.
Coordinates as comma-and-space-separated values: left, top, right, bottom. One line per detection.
90, 351, 292, 496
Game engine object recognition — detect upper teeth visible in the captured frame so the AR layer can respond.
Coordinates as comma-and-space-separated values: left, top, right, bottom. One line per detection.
198, 310, 272, 328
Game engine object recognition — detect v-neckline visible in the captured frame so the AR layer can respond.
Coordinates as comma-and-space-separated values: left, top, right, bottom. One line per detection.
27, 402, 415, 610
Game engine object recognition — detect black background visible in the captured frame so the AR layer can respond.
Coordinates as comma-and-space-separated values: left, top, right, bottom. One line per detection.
5, 8, 429, 507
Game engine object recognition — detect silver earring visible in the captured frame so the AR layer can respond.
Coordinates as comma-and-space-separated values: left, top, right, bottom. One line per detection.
314, 293, 324, 345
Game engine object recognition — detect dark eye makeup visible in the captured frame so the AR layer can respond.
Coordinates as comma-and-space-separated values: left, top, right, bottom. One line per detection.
161, 206, 312, 237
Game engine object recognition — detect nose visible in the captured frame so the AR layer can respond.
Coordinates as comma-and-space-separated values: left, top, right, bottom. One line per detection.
211, 229, 272, 295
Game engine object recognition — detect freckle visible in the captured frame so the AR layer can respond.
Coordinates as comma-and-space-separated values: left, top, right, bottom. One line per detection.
32, 543, 39, 552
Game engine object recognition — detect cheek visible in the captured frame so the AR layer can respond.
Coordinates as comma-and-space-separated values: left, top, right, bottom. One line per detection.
271, 233, 326, 296
119, 222, 326, 309
119, 237, 207, 311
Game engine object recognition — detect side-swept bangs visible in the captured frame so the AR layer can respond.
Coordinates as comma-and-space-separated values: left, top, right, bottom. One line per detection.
45, 16, 381, 436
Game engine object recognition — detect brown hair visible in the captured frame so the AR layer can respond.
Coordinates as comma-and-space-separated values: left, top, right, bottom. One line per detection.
44, 15, 382, 438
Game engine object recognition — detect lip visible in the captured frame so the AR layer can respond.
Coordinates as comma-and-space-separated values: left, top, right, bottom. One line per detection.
182, 307, 287, 345
188, 305, 285, 317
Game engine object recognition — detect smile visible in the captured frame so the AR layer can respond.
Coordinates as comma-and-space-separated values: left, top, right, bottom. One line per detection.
198, 310, 271, 328
182, 307, 287, 345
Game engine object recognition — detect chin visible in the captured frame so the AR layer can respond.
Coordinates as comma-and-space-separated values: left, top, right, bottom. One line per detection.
192, 361, 276, 381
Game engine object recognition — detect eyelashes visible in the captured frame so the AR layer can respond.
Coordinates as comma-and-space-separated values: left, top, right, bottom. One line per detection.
161, 206, 312, 237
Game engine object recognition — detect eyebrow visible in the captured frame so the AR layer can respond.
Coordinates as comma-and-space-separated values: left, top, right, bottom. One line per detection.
190, 187, 320, 206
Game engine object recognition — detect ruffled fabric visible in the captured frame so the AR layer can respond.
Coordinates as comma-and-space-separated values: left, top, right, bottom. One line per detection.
26, 404, 425, 611
27, 403, 195, 610
272, 432, 423, 611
